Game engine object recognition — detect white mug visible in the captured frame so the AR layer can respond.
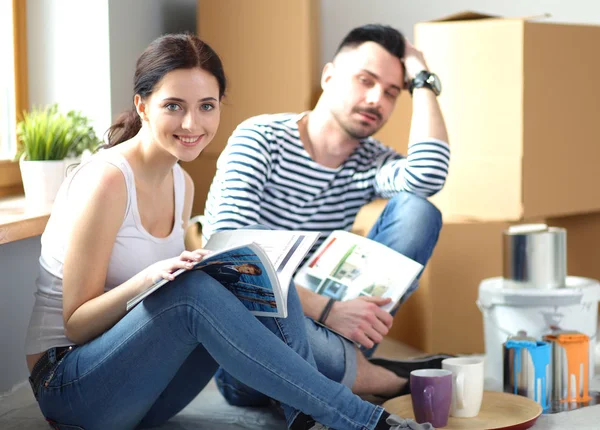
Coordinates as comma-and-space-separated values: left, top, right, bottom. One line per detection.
442, 357, 485, 418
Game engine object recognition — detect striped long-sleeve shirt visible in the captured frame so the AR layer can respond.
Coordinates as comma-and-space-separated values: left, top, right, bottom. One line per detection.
204, 113, 450, 252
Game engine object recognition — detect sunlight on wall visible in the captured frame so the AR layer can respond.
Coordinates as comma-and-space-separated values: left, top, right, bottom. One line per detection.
27, 0, 112, 140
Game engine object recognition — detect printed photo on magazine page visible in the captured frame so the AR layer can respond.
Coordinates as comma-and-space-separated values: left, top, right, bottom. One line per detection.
196, 246, 281, 316
294, 230, 423, 313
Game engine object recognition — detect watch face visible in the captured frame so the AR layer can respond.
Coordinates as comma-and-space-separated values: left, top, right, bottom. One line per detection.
410, 71, 441, 96
426, 73, 442, 95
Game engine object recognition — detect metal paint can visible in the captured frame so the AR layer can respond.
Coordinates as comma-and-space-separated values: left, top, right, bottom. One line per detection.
503, 224, 567, 289
503, 334, 551, 410
543, 331, 591, 403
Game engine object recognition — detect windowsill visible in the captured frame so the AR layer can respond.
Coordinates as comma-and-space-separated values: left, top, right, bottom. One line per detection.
0, 195, 49, 245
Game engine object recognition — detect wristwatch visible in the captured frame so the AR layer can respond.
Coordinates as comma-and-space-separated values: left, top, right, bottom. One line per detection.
409, 70, 442, 96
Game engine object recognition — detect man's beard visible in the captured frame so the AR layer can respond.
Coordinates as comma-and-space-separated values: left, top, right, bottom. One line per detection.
331, 107, 383, 140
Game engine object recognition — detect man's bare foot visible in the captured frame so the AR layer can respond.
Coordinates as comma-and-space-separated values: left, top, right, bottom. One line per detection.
352, 349, 408, 398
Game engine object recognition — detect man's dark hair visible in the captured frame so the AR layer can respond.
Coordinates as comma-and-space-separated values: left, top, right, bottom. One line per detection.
334, 24, 405, 61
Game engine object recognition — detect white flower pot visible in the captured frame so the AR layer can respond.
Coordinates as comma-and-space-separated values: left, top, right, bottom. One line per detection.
19, 159, 69, 214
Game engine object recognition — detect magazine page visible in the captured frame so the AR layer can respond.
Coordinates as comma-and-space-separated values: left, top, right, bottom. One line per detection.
294, 230, 424, 313
126, 243, 284, 316
204, 229, 320, 310
193, 243, 285, 317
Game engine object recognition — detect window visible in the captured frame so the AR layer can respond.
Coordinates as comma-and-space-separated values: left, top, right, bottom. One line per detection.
0, 0, 27, 197
1, 0, 17, 160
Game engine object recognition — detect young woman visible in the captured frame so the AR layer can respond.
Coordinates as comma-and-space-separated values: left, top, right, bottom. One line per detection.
24, 34, 431, 430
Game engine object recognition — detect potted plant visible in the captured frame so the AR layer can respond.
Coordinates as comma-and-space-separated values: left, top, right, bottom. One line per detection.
15, 104, 101, 213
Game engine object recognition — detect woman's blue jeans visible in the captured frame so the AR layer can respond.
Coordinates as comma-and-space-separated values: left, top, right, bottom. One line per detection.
34, 271, 384, 430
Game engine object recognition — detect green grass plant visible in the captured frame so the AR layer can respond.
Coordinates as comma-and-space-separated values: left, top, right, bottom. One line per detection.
15, 104, 101, 161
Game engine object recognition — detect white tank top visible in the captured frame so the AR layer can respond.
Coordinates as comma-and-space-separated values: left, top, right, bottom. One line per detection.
25, 151, 186, 355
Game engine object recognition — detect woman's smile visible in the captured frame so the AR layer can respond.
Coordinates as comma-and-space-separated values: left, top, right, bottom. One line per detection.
174, 134, 204, 147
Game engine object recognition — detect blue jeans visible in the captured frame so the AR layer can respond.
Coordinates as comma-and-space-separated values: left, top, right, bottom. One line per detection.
33, 271, 384, 430
216, 191, 442, 405
369, 191, 442, 299
216, 317, 358, 407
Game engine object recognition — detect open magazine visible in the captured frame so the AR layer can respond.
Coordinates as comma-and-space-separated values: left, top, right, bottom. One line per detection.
294, 230, 423, 313
126, 230, 320, 317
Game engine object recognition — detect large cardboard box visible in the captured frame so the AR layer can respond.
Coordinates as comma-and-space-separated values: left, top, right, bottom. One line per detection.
353, 200, 519, 354
411, 12, 600, 221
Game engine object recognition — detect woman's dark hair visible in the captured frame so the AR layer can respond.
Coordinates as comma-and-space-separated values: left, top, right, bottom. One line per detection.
334, 24, 405, 62
106, 33, 226, 147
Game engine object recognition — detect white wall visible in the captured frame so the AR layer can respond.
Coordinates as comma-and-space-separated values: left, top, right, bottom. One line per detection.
108, 0, 198, 121
1, 0, 196, 395
320, 0, 600, 64
26, 0, 112, 139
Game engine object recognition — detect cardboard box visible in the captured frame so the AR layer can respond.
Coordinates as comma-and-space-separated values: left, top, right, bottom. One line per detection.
548, 212, 600, 283
411, 12, 600, 220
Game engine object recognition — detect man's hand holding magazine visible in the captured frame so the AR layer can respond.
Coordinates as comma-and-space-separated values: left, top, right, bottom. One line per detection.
325, 296, 394, 348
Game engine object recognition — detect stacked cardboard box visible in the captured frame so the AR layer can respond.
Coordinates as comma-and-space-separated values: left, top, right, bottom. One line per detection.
364, 12, 600, 354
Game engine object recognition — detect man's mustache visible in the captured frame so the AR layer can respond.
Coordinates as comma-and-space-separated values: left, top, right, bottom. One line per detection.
353, 107, 382, 121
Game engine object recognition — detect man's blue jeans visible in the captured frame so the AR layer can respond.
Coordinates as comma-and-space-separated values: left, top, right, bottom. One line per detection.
216, 192, 442, 405
361, 191, 442, 356
33, 271, 384, 430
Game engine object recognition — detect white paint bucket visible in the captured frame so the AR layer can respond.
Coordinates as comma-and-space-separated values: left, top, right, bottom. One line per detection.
477, 276, 600, 391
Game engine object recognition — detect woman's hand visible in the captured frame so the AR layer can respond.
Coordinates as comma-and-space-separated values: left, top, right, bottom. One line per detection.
144, 249, 213, 285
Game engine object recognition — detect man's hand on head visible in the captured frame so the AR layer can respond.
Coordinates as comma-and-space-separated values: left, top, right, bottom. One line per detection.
325, 296, 394, 348
402, 40, 429, 86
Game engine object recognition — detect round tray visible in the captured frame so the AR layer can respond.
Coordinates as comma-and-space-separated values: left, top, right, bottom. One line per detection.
383, 391, 542, 430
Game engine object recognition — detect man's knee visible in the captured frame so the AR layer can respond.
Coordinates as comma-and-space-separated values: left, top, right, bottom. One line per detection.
388, 192, 442, 232
372, 192, 442, 268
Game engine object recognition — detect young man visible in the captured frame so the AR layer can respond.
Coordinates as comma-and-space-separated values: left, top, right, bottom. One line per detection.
204, 24, 450, 406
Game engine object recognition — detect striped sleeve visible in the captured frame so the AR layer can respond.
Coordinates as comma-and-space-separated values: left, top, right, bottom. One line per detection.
373, 138, 450, 198
203, 122, 272, 240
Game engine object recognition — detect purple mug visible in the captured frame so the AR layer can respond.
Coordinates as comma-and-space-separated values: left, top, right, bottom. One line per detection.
410, 369, 453, 428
